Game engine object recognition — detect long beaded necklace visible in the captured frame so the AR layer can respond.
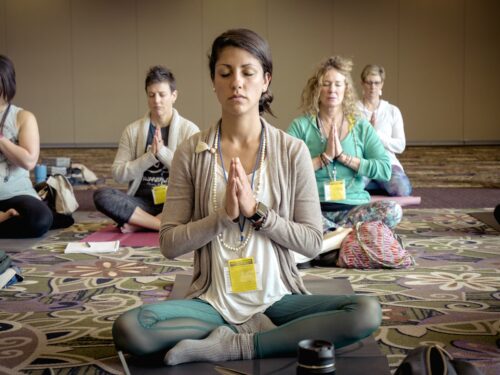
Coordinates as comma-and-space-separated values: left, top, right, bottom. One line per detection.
211, 122, 266, 253
341, 116, 358, 190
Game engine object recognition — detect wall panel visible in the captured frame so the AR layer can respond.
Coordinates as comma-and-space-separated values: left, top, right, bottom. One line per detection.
333, 0, 399, 104
137, 0, 203, 128
201, 0, 267, 129
0, 0, 5, 52
4, 0, 74, 144
71, 0, 138, 144
464, 0, 500, 142
399, 0, 465, 143
268, 0, 334, 129
0, 0, 497, 145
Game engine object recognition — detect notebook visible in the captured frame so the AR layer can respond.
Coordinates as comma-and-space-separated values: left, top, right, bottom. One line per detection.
64, 241, 120, 254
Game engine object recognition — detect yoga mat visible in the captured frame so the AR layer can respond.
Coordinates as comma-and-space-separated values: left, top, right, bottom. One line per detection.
370, 195, 421, 206
469, 211, 500, 232
122, 275, 390, 375
412, 188, 498, 209
81, 224, 159, 247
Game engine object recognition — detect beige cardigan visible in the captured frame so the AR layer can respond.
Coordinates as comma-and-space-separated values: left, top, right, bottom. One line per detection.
111, 109, 199, 196
160, 119, 323, 298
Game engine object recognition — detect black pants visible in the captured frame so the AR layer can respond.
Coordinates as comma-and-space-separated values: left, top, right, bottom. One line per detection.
0, 195, 53, 238
93, 187, 163, 226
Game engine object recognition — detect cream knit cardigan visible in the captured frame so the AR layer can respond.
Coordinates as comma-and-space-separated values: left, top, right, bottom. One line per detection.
111, 108, 199, 195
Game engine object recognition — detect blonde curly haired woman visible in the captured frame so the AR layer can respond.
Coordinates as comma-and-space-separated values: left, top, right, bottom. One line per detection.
287, 56, 403, 266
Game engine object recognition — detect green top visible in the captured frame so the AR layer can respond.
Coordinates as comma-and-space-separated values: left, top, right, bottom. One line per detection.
287, 114, 391, 205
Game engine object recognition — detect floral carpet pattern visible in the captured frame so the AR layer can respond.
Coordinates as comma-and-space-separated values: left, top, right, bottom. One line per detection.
1, 208, 499, 374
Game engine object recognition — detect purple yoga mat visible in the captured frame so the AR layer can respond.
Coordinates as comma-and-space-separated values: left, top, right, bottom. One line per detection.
81, 225, 159, 247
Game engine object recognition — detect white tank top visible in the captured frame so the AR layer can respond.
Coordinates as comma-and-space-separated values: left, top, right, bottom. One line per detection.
0, 104, 39, 200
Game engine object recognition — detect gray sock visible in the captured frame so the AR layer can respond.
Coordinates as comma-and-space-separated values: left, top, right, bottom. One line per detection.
234, 313, 276, 334
164, 325, 255, 366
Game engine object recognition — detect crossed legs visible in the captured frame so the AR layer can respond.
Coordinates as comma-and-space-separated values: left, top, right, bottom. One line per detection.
112, 294, 381, 364
93, 187, 162, 231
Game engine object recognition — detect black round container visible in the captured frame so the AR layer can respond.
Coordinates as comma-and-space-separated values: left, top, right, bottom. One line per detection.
296, 339, 336, 374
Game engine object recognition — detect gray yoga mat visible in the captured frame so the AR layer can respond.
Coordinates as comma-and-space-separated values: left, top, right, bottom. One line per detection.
469, 211, 500, 232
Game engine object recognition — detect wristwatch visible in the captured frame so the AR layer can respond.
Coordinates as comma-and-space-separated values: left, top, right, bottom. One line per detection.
248, 201, 269, 231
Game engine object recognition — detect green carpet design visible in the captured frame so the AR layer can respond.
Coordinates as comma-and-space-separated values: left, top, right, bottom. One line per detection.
1, 208, 499, 374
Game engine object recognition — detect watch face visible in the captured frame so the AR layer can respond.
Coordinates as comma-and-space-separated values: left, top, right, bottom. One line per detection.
250, 212, 263, 222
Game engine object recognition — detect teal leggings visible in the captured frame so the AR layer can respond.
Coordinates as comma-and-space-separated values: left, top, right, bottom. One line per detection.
112, 294, 381, 358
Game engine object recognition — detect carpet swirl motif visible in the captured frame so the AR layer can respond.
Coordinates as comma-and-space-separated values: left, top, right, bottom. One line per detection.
0, 208, 498, 374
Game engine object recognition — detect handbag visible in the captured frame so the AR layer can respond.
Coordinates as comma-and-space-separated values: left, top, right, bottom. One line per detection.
338, 221, 415, 269
67, 163, 99, 185
395, 345, 484, 375
39, 174, 79, 215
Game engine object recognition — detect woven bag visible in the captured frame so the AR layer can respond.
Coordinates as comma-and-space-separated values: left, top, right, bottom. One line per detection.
338, 221, 414, 269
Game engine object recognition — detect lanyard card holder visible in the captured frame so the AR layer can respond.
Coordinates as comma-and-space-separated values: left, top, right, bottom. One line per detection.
226, 257, 257, 293
325, 180, 346, 201
324, 163, 346, 201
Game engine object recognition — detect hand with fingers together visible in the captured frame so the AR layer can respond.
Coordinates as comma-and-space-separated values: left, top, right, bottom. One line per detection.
225, 157, 257, 220
225, 158, 240, 221
151, 126, 164, 156
325, 123, 343, 160
332, 123, 343, 158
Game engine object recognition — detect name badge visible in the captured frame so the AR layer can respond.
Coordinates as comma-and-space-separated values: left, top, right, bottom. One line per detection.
226, 257, 257, 293
324, 180, 346, 201
152, 185, 168, 205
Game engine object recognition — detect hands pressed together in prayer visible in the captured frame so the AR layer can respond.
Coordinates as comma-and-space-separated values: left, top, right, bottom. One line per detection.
151, 126, 164, 156
225, 157, 257, 220
325, 122, 343, 160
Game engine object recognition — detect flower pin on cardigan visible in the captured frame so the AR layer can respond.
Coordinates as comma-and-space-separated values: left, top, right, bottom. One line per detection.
195, 141, 216, 154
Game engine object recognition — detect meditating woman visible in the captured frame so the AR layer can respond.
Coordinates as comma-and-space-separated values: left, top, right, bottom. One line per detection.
0, 54, 53, 238
93, 65, 199, 232
112, 29, 381, 365
287, 56, 403, 265
356, 64, 412, 197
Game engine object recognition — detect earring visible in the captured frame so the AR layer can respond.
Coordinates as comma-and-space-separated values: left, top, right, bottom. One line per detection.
212, 87, 216, 92
379, 89, 382, 96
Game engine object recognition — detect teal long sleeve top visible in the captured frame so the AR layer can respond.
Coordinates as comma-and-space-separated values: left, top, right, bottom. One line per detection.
287, 115, 391, 205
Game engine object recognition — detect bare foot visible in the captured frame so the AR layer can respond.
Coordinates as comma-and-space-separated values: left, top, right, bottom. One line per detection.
120, 222, 143, 233
0, 208, 19, 223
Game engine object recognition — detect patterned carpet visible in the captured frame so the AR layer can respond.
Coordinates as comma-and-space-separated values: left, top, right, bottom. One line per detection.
1, 208, 499, 374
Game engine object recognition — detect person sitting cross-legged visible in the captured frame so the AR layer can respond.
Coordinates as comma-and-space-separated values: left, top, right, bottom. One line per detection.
111, 28, 381, 366
93, 65, 199, 233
